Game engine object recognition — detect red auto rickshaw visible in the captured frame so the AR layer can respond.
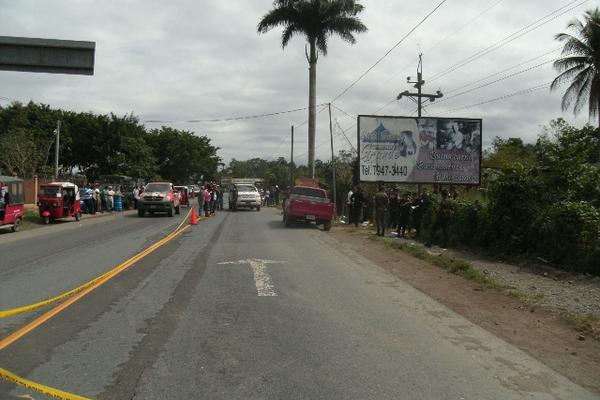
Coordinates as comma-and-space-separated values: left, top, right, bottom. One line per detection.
174, 186, 189, 207
38, 182, 82, 224
0, 175, 25, 232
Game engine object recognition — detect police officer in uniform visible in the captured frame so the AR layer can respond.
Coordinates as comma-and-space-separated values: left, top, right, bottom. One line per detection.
374, 185, 389, 236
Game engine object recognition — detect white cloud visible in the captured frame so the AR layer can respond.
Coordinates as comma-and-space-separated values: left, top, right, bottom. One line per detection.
0, 0, 593, 164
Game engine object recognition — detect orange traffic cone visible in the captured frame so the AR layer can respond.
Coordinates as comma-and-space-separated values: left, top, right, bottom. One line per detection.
190, 208, 198, 225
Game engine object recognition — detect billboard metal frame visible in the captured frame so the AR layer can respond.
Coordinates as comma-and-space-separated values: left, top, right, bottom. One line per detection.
357, 114, 483, 186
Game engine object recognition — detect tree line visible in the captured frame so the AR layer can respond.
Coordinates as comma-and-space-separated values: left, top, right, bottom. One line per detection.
0, 101, 220, 183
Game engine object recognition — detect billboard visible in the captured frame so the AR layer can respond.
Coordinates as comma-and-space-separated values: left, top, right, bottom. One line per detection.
358, 115, 482, 185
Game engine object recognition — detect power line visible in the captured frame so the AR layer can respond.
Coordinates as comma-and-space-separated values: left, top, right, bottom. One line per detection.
425, 0, 505, 54
426, 58, 556, 107
330, 104, 356, 120
442, 46, 561, 95
144, 103, 328, 124
436, 82, 551, 115
333, 0, 505, 114
429, 0, 588, 83
270, 104, 328, 158
333, 117, 356, 152
330, 0, 449, 103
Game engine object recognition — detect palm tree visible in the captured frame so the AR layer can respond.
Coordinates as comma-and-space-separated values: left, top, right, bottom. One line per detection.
551, 8, 600, 126
258, 0, 367, 178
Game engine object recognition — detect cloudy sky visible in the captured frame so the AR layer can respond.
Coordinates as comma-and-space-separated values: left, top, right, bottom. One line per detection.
0, 0, 593, 164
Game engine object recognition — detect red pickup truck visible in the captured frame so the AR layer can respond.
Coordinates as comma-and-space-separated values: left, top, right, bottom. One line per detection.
283, 186, 335, 231
138, 182, 181, 217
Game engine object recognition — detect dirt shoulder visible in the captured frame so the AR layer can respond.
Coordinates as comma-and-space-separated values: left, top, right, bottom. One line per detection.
329, 225, 600, 395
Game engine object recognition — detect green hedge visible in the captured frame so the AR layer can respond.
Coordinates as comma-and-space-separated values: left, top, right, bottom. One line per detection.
418, 190, 600, 275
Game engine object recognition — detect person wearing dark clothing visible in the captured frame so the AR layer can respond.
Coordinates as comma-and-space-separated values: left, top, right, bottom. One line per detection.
387, 189, 399, 229
374, 185, 389, 236
350, 187, 365, 227
426, 190, 454, 248
274, 185, 280, 206
217, 186, 224, 211
410, 193, 426, 238
397, 193, 412, 237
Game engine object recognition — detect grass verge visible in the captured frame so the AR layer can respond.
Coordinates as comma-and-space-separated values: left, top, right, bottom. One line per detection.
20, 209, 43, 230
368, 233, 505, 289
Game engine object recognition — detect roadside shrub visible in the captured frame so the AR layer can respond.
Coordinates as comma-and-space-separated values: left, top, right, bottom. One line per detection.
533, 200, 600, 274
448, 200, 483, 246
484, 166, 546, 254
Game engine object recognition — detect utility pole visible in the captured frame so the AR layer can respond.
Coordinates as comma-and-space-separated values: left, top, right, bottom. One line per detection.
397, 54, 443, 117
397, 54, 443, 194
54, 120, 61, 181
290, 125, 295, 187
328, 103, 337, 210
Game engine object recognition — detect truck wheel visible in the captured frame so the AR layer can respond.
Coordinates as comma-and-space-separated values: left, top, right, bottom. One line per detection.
285, 215, 293, 227
168, 206, 174, 217
175, 205, 181, 215
323, 220, 332, 231
11, 219, 20, 232
138, 209, 145, 218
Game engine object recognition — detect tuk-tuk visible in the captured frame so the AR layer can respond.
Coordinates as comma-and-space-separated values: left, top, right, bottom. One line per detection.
38, 182, 82, 224
174, 186, 189, 207
0, 175, 25, 232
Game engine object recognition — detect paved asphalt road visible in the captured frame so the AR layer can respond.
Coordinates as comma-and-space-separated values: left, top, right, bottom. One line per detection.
0, 204, 597, 399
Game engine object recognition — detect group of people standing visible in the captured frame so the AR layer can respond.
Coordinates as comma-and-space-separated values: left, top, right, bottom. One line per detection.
80, 184, 121, 214
197, 183, 223, 217
260, 185, 280, 207
371, 187, 427, 239
348, 185, 454, 248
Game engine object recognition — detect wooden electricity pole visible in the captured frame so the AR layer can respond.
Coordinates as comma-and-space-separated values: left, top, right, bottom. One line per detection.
397, 54, 443, 193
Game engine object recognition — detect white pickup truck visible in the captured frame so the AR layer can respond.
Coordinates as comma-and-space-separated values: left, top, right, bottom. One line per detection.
229, 183, 261, 211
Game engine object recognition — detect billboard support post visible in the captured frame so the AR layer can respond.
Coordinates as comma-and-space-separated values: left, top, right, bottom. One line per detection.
328, 103, 337, 209
290, 125, 294, 187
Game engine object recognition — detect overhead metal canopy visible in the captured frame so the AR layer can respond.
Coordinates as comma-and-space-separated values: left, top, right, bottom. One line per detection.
0, 36, 95, 75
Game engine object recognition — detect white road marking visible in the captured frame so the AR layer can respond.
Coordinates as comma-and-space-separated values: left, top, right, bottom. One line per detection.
218, 259, 283, 297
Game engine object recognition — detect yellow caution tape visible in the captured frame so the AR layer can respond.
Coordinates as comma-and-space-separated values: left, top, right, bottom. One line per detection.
0, 208, 197, 398
0, 367, 91, 400
0, 208, 192, 319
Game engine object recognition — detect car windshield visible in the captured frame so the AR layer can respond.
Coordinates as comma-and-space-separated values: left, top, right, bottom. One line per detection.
292, 187, 326, 198
144, 183, 171, 192
236, 185, 257, 192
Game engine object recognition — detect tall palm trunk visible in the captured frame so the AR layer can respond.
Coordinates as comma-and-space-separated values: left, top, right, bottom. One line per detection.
307, 39, 317, 178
